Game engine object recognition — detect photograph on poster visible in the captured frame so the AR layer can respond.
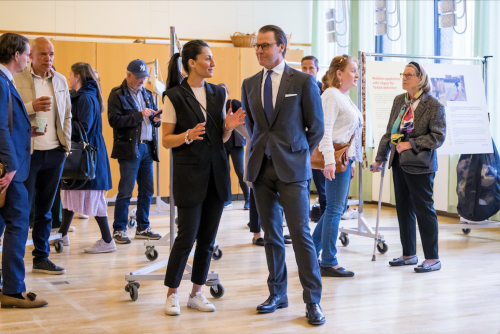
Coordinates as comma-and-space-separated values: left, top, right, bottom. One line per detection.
432, 75, 467, 102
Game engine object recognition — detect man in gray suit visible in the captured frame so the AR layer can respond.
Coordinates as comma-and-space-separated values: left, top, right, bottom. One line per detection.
241, 25, 325, 325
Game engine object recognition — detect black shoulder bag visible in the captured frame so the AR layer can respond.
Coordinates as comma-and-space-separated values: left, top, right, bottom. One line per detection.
61, 121, 97, 190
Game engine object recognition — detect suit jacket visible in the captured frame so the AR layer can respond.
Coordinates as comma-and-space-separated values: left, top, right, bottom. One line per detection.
224, 99, 246, 149
376, 92, 446, 174
241, 63, 324, 183
14, 63, 72, 153
164, 79, 230, 207
0, 70, 32, 182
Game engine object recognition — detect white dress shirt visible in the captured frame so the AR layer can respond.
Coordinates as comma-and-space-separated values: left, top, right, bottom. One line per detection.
261, 59, 286, 109
31, 65, 60, 151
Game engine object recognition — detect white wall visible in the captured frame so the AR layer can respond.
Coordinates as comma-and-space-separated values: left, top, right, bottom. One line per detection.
0, 0, 312, 51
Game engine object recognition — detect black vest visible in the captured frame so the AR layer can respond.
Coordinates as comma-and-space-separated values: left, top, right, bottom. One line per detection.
165, 79, 230, 207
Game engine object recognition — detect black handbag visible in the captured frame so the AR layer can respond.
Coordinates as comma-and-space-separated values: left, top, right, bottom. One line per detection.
399, 148, 434, 168
61, 121, 97, 190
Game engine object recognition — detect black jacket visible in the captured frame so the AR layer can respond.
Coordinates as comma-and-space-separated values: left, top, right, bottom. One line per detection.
108, 79, 161, 161
164, 79, 230, 207
224, 99, 246, 149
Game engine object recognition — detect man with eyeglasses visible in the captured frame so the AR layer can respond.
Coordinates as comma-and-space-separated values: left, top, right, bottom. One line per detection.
241, 25, 325, 325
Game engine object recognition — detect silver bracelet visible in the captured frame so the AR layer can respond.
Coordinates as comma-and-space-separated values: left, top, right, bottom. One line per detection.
185, 129, 193, 145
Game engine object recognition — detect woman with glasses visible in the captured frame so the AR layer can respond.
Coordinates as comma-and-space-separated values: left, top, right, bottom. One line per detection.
371, 61, 446, 273
312, 55, 363, 278
161, 40, 245, 316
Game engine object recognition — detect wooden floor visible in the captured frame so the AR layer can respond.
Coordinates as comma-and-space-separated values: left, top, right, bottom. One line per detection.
0, 200, 499, 334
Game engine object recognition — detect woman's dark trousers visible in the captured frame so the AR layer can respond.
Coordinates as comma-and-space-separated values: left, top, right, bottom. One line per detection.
392, 155, 439, 260
164, 170, 224, 288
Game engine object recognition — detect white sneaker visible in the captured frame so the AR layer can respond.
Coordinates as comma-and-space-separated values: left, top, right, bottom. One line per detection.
165, 293, 180, 316
341, 208, 358, 220
187, 292, 215, 312
50, 234, 70, 246
68, 226, 76, 232
84, 239, 117, 253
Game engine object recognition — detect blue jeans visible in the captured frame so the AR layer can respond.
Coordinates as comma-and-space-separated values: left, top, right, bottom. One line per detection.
312, 162, 352, 267
24, 149, 66, 262
113, 143, 154, 232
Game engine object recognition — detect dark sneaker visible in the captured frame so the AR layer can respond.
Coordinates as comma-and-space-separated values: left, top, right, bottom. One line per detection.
135, 227, 162, 240
224, 201, 232, 209
244, 200, 250, 210
32, 259, 66, 275
113, 230, 131, 244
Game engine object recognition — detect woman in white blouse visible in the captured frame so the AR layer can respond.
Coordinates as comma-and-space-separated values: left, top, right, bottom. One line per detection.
161, 40, 245, 316
312, 55, 362, 278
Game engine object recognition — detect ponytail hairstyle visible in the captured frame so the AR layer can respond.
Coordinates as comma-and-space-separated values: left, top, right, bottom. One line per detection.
165, 39, 210, 92
71, 62, 105, 112
322, 54, 358, 90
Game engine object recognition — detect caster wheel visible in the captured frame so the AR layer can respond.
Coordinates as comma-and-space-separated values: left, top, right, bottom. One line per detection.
127, 219, 136, 229
212, 248, 223, 261
129, 284, 138, 301
462, 228, 471, 235
54, 240, 63, 253
339, 234, 349, 247
377, 242, 388, 254
209, 284, 225, 299
146, 249, 159, 261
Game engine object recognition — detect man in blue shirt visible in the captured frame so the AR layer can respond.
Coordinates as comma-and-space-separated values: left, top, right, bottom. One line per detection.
301, 56, 327, 218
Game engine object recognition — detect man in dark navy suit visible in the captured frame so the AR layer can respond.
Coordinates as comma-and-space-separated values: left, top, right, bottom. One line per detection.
241, 25, 325, 325
301, 56, 327, 217
0, 33, 48, 308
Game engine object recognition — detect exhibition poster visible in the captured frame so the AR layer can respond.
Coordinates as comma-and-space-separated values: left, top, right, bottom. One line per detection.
367, 61, 493, 155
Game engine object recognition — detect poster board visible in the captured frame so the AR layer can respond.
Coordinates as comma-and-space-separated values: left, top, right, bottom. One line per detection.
367, 61, 493, 155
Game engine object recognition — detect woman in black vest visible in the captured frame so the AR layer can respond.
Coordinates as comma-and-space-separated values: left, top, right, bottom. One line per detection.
161, 40, 245, 316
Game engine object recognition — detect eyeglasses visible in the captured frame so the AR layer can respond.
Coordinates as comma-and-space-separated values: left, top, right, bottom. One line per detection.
253, 43, 277, 51
400, 73, 418, 79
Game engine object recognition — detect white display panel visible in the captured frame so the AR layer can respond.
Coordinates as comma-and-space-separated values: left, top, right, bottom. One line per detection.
367, 61, 493, 155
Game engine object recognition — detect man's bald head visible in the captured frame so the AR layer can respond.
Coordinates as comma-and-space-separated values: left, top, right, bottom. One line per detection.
30, 37, 54, 77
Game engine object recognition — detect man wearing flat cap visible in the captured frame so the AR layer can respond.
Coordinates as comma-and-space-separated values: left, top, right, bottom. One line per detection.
108, 59, 162, 244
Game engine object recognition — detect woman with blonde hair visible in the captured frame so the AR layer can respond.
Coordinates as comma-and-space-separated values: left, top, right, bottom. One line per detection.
57, 62, 115, 254
312, 55, 363, 278
371, 61, 445, 273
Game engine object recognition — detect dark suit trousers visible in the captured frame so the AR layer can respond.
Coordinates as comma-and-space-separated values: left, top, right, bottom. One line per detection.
249, 188, 261, 233
24, 149, 66, 262
0, 181, 29, 294
164, 167, 224, 288
253, 157, 322, 304
226, 147, 249, 201
392, 154, 439, 259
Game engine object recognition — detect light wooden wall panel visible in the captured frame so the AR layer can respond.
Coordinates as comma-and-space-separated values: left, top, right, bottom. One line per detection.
52, 41, 96, 79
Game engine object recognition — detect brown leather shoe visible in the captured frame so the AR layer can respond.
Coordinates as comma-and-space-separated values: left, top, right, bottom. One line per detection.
1, 292, 48, 308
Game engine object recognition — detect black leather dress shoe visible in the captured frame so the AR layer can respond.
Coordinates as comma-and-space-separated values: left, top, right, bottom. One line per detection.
306, 303, 325, 325
320, 266, 354, 277
284, 234, 291, 240
284, 238, 292, 244
256, 294, 288, 313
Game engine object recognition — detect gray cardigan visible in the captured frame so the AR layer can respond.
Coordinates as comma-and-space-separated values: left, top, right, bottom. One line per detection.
376, 92, 446, 174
